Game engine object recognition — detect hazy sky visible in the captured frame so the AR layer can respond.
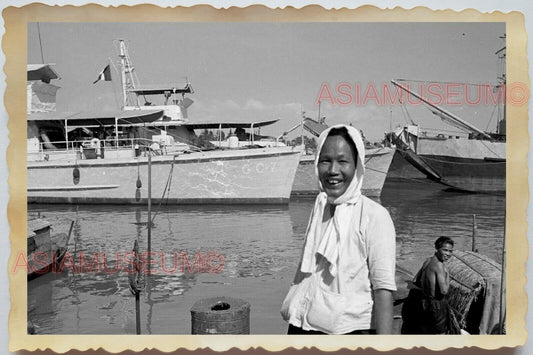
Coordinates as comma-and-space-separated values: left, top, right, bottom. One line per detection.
28, 22, 505, 141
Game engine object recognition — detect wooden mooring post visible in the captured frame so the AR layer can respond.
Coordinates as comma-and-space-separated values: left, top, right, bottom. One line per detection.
129, 150, 153, 335
147, 152, 152, 263
499, 211, 506, 334
128, 240, 142, 334
471, 214, 478, 253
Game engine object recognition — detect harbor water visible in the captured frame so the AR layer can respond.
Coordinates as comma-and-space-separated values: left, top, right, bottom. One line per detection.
27, 179, 505, 334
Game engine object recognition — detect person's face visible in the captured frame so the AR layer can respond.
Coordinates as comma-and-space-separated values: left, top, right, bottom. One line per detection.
318, 134, 357, 199
436, 242, 454, 262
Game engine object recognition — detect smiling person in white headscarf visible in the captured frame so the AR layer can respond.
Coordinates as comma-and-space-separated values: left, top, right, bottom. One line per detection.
281, 124, 397, 334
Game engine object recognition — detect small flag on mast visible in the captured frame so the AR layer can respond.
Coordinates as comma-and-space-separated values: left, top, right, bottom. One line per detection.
93, 64, 112, 84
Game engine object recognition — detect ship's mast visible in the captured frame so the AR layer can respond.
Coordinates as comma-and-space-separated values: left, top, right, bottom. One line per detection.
495, 34, 506, 135
117, 39, 139, 109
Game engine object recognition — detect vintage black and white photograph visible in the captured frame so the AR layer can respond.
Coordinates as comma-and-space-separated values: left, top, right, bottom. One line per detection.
23, 20, 507, 338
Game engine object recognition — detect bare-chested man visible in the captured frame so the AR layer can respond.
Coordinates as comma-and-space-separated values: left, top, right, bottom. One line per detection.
401, 236, 459, 334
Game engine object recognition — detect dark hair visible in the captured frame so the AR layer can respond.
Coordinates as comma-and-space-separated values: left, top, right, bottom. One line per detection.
325, 127, 358, 161
435, 236, 454, 249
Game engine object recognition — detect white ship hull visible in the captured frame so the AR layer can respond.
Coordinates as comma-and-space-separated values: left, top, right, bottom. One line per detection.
28, 147, 301, 204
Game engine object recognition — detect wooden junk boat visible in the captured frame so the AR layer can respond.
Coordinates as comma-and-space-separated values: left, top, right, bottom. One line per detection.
445, 250, 505, 334
390, 40, 506, 194
27, 218, 72, 280
394, 249, 505, 334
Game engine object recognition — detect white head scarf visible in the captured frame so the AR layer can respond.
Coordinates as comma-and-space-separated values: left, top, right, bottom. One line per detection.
300, 124, 366, 278
315, 124, 366, 204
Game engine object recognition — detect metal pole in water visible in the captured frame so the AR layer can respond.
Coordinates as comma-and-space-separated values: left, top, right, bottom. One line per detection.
499, 211, 506, 334
128, 240, 141, 334
145, 148, 153, 335
135, 292, 141, 334
147, 151, 152, 260
471, 214, 477, 252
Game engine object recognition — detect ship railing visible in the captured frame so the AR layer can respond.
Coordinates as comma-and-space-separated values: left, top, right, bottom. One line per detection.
420, 127, 470, 139
27, 137, 188, 162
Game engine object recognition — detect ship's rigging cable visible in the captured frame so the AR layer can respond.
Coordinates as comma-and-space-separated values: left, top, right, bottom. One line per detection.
37, 22, 45, 64
400, 99, 415, 125
364, 147, 389, 175
484, 102, 499, 133
129, 125, 195, 228
419, 127, 467, 135
364, 166, 390, 175
131, 152, 175, 229
400, 99, 465, 136
422, 104, 505, 159
161, 158, 175, 205
479, 138, 506, 159
398, 99, 504, 160
396, 78, 495, 88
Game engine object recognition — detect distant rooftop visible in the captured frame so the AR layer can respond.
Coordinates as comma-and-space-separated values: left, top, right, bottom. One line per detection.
182, 118, 279, 130
128, 83, 193, 96
27, 64, 60, 82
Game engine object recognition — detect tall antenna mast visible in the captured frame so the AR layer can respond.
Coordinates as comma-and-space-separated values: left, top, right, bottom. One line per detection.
495, 34, 506, 135
118, 39, 139, 109
389, 107, 392, 133
118, 40, 128, 108
37, 22, 45, 64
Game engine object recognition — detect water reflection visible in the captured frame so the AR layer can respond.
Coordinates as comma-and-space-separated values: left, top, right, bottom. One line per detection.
382, 180, 505, 273
28, 203, 294, 334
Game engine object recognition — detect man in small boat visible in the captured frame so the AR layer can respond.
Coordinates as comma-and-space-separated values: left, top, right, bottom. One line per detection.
401, 236, 460, 334
280, 124, 397, 334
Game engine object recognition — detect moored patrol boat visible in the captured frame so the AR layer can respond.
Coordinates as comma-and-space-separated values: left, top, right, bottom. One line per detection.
27, 40, 301, 205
